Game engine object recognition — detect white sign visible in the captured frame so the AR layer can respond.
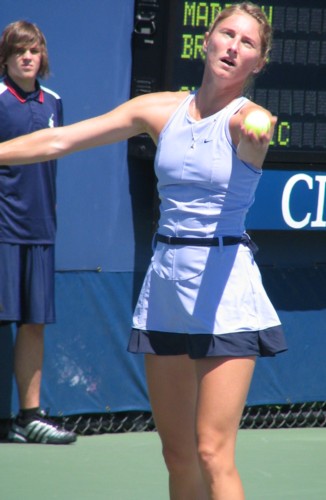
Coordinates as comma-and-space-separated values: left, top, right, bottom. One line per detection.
282, 174, 326, 229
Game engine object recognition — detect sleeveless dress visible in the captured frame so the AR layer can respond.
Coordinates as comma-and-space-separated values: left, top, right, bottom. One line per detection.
129, 93, 287, 358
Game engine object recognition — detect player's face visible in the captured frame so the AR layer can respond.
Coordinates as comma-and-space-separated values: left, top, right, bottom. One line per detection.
6, 43, 42, 89
203, 13, 264, 86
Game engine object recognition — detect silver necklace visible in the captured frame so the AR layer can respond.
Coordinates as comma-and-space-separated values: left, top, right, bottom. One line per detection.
190, 117, 218, 149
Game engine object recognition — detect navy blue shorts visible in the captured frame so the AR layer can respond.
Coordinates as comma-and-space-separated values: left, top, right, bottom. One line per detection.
128, 327, 287, 359
0, 243, 55, 325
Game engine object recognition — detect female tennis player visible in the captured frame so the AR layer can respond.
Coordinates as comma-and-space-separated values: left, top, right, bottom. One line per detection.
0, 3, 287, 498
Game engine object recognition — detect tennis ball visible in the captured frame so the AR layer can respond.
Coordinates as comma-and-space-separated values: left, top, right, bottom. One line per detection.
244, 110, 271, 136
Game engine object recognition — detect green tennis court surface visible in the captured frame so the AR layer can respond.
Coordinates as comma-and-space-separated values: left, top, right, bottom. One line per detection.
1, 428, 325, 499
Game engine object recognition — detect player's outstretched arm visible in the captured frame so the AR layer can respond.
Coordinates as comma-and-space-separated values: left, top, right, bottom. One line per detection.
0, 93, 160, 166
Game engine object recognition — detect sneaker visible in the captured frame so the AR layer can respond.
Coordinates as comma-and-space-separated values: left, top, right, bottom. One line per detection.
8, 409, 77, 444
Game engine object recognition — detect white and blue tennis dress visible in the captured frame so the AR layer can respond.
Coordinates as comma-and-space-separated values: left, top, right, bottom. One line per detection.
128, 93, 287, 358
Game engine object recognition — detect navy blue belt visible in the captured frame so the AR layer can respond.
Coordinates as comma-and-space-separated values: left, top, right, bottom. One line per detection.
155, 233, 258, 253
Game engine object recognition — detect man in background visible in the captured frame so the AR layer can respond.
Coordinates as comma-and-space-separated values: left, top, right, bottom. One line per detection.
0, 20, 76, 444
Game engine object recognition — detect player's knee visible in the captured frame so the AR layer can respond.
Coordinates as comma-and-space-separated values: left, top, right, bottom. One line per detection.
162, 443, 197, 475
197, 436, 234, 477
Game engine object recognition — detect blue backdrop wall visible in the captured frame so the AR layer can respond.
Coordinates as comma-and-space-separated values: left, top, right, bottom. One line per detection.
0, 0, 325, 418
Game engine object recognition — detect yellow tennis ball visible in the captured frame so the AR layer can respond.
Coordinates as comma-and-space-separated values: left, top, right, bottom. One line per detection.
244, 110, 271, 136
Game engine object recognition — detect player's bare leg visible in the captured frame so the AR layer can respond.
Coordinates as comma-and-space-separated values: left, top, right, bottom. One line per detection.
196, 356, 256, 499
145, 354, 209, 500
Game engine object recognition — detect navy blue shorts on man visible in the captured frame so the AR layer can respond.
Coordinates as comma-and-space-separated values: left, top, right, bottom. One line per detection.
0, 243, 55, 325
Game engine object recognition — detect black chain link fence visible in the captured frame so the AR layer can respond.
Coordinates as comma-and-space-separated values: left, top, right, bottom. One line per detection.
46, 401, 326, 434
1, 402, 326, 438
240, 402, 326, 429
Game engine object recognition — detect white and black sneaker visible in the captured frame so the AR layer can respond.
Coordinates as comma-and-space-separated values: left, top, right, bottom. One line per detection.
8, 409, 77, 444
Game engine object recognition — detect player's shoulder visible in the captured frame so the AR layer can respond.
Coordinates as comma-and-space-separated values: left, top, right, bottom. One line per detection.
131, 91, 190, 118
237, 100, 269, 118
128, 91, 190, 137
137, 90, 189, 106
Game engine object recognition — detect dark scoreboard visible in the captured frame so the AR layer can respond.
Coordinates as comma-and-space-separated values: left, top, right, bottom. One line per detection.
130, 0, 326, 165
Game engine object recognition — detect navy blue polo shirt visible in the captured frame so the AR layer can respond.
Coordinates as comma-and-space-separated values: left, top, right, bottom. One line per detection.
0, 75, 63, 244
